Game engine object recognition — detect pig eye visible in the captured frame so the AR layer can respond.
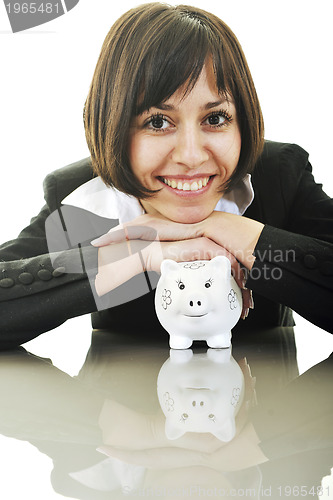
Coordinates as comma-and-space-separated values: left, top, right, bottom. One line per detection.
205, 279, 213, 288
178, 281, 185, 290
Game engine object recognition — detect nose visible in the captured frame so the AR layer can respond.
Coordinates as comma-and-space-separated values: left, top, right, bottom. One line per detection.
187, 296, 206, 315
190, 300, 201, 307
192, 399, 205, 408
171, 126, 209, 169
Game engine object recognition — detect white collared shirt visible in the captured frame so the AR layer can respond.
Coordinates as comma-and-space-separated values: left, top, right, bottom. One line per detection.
62, 174, 254, 223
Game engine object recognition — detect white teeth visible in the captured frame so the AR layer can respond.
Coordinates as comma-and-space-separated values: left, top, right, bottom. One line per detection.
163, 177, 211, 191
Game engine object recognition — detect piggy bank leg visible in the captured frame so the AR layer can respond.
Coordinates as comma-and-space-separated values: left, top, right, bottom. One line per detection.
169, 335, 193, 350
207, 332, 231, 349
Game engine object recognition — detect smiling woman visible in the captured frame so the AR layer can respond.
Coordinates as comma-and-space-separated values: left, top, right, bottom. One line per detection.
0, 2, 332, 347
128, 64, 242, 224
84, 3, 264, 200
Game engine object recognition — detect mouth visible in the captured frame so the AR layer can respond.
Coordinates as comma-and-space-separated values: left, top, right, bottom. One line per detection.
186, 387, 210, 390
183, 313, 208, 318
158, 175, 216, 194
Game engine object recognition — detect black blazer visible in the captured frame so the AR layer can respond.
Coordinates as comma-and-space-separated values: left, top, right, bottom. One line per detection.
1, 141, 332, 348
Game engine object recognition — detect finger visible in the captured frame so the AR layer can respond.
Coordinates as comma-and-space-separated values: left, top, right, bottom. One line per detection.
160, 238, 231, 265
228, 259, 252, 319
91, 225, 158, 247
240, 288, 251, 319
249, 289, 254, 310
230, 260, 246, 290
91, 214, 203, 247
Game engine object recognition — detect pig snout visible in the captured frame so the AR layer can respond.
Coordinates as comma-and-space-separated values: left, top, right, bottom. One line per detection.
184, 390, 214, 413
182, 292, 209, 316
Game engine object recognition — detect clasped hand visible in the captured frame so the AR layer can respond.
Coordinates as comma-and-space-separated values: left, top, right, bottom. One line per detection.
91, 211, 262, 318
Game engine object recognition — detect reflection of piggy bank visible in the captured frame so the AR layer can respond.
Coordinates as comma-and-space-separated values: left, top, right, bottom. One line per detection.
157, 348, 244, 442
155, 256, 242, 349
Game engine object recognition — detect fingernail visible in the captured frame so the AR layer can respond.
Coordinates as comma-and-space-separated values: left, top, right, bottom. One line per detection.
91, 236, 107, 246
249, 292, 254, 309
242, 308, 249, 320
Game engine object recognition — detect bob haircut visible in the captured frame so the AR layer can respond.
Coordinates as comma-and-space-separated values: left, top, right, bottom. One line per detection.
84, 2, 264, 198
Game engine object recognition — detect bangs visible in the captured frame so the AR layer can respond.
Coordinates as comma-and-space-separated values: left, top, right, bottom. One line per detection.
135, 13, 228, 115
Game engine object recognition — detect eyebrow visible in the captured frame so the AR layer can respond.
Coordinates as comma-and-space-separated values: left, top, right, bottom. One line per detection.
150, 99, 229, 113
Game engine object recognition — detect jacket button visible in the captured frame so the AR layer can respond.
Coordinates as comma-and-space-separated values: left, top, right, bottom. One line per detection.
321, 261, 333, 276
18, 272, 34, 285
52, 266, 66, 277
37, 269, 53, 281
0, 278, 15, 288
303, 254, 317, 269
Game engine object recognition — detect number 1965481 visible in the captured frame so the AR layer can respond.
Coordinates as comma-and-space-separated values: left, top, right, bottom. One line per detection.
277, 486, 330, 497
5, 3, 60, 14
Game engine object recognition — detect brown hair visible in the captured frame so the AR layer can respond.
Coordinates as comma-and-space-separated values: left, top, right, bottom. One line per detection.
84, 2, 264, 198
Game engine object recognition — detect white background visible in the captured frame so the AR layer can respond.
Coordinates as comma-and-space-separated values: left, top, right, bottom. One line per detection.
0, 1, 332, 498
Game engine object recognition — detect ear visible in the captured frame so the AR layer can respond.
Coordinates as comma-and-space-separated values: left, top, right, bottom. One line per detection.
210, 255, 232, 278
160, 259, 179, 275
165, 418, 186, 440
212, 418, 236, 442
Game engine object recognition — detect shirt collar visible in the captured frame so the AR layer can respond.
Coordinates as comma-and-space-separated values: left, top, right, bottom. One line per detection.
62, 174, 254, 223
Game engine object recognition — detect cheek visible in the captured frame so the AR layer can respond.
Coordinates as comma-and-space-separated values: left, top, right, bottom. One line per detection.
128, 135, 145, 176
129, 135, 167, 178
214, 130, 241, 170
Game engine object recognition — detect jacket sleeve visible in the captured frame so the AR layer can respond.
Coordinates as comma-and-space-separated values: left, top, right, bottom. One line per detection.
0, 202, 99, 349
246, 144, 333, 333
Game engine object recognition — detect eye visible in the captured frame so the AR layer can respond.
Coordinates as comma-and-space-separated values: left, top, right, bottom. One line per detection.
205, 278, 213, 288
178, 281, 185, 290
145, 113, 170, 132
181, 413, 188, 421
203, 110, 232, 128
208, 414, 216, 421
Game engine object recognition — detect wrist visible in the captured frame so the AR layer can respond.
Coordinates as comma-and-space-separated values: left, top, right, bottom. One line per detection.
205, 213, 264, 270
95, 246, 143, 296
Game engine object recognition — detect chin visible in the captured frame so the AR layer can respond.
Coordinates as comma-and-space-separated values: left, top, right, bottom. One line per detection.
167, 206, 213, 224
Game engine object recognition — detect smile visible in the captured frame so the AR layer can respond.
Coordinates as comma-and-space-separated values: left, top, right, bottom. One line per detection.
183, 313, 208, 318
161, 176, 213, 192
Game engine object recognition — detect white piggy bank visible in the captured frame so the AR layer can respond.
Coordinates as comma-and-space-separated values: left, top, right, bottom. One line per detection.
157, 348, 244, 442
155, 256, 242, 349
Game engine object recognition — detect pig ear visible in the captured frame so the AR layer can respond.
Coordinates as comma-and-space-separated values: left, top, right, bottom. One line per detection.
212, 418, 236, 442
165, 418, 186, 440
210, 255, 231, 277
160, 259, 179, 274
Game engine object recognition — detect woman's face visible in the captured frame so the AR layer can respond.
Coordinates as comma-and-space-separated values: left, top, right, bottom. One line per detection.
129, 63, 241, 223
